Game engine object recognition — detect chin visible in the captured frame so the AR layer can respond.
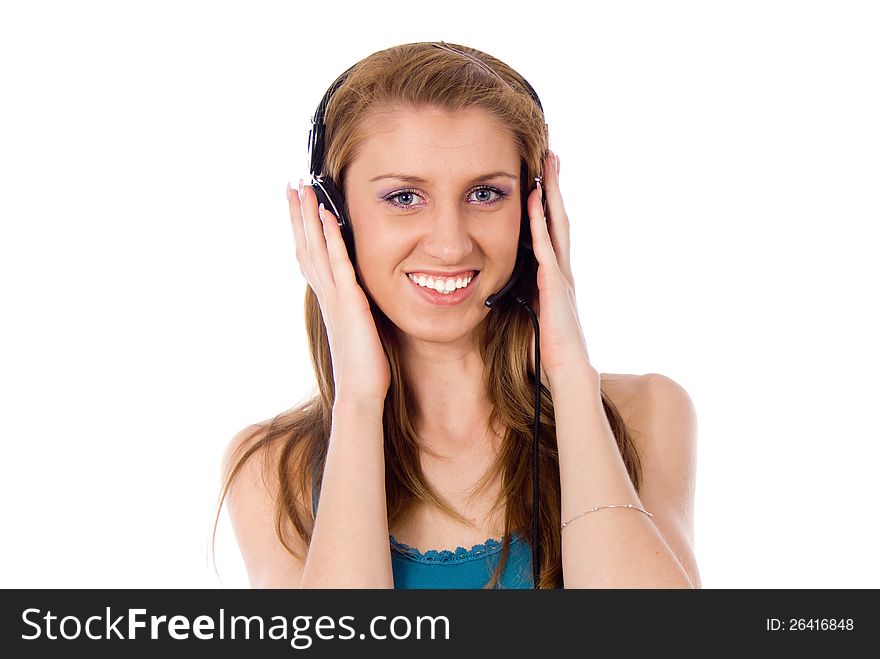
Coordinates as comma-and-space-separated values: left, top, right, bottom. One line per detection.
385, 303, 488, 344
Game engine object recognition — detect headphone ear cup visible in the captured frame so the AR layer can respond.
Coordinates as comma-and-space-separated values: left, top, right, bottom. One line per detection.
519, 207, 534, 251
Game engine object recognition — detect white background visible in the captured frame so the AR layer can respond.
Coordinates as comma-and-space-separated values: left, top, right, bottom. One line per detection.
1, 0, 877, 589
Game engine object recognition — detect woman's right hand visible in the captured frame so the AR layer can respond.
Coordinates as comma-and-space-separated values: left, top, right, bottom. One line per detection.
287, 180, 391, 405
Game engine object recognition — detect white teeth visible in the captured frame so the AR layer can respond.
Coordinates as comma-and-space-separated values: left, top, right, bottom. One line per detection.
407, 273, 474, 294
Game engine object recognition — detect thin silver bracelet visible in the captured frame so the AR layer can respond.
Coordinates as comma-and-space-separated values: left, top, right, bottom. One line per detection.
561, 503, 654, 530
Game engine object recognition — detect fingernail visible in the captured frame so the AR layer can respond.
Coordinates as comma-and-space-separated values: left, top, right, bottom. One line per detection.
298, 178, 305, 194
286, 183, 291, 201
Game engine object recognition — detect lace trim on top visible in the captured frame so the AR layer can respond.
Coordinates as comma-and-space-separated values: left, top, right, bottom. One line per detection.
389, 533, 522, 564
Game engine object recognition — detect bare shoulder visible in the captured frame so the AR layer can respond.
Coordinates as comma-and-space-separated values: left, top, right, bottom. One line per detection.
221, 422, 272, 481
599, 371, 701, 588
599, 372, 643, 410
600, 372, 695, 427
221, 420, 311, 589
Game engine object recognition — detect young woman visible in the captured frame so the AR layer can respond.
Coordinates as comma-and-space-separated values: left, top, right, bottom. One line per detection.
212, 42, 700, 589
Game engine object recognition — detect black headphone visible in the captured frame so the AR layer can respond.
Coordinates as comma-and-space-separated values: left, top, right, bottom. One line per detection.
305, 43, 548, 589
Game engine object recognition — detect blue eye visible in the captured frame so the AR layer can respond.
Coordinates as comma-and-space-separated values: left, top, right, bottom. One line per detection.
382, 185, 508, 209
385, 189, 422, 208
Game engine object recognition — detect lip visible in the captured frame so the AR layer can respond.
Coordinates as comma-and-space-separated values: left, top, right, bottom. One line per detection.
405, 271, 480, 307
405, 269, 479, 278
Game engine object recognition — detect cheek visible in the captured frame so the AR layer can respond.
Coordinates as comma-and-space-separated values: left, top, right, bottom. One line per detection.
348, 218, 403, 282
489, 208, 524, 259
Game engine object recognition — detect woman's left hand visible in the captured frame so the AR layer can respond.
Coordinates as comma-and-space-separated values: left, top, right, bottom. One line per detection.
527, 151, 597, 390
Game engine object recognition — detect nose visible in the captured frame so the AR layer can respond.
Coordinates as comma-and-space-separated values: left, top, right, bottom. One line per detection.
419, 204, 475, 264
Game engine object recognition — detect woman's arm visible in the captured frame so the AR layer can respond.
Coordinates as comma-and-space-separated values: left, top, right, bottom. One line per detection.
299, 397, 393, 588
551, 366, 697, 588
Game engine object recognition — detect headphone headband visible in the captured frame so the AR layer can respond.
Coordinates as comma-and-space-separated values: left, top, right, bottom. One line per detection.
307, 45, 545, 182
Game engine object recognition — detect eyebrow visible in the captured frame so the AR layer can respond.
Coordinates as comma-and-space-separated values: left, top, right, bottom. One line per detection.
369, 170, 518, 184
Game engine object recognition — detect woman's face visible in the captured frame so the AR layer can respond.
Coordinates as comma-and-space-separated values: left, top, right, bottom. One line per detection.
343, 105, 522, 343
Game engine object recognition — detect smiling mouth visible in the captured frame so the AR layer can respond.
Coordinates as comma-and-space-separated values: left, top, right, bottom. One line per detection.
405, 271, 479, 295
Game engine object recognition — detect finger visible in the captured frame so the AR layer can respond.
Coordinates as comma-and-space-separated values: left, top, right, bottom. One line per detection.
542, 151, 574, 287
287, 182, 318, 286
528, 181, 561, 274
299, 180, 337, 294
317, 203, 359, 293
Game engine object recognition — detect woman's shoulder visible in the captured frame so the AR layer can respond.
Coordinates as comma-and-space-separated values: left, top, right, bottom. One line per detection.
221, 420, 274, 473
601, 371, 689, 396
599, 372, 693, 426
220, 417, 316, 521
599, 371, 644, 408
599, 371, 698, 481
221, 416, 317, 482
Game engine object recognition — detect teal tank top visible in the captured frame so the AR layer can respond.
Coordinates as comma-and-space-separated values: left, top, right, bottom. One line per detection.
311, 474, 535, 589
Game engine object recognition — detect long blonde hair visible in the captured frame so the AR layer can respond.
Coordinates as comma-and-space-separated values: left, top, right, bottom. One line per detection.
211, 41, 644, 589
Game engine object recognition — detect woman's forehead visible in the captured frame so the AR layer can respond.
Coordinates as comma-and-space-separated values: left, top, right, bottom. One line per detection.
361, 104, 513, 144
351, 107, 519, 181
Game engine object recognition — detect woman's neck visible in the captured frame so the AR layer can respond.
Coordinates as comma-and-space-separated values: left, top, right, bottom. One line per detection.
402, 337, 497, 455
